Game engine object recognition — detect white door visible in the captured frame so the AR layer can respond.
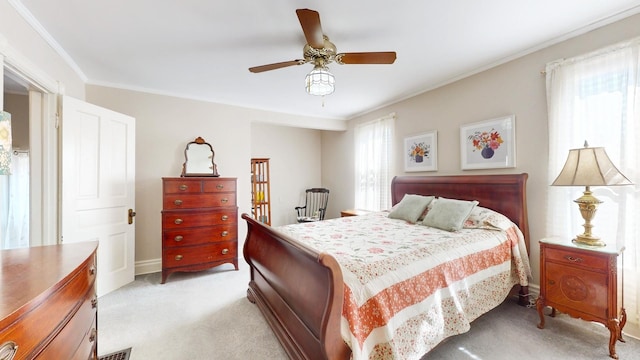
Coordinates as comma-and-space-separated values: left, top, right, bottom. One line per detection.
61, 95, 135, 297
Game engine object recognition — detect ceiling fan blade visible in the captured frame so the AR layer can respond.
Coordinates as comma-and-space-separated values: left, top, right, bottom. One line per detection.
336, 52, 397, 65
249, 60, 306, 73
296, 8, 324, 48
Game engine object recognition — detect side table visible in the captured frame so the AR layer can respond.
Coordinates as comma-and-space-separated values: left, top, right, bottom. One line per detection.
340, 209, 372, 217
536, 237, 626, 359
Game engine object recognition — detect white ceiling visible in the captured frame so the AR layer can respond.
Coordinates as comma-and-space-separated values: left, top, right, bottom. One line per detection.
13, 0, 640, 122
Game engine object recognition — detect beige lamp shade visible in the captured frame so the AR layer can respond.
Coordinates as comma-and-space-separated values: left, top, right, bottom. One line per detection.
552, 146, 632, 187
552, 143, 633, 246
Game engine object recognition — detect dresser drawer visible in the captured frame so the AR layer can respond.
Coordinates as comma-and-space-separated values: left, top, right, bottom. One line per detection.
163, 193, 236, 209
544, 246, 608, 271
163, 178, 237, 194
162, 209, 237, 229
163, 241, 237, 268
0, 254, 96, 359
163, 179, 204, 194
37, 287, 97, 359
202, 179, 236, 193
163, 225, 238, 247
545, 262, 608, 319
69, 317, 97, 360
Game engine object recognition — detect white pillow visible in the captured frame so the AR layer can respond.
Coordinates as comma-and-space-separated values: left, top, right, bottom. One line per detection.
422, 197, 479, 231
463, 206, 513, 230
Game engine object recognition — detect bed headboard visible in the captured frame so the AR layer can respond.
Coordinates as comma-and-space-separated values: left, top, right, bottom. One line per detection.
391, 173, 529, 252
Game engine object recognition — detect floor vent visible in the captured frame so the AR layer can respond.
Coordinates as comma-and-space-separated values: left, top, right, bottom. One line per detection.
98, 347, 132, 360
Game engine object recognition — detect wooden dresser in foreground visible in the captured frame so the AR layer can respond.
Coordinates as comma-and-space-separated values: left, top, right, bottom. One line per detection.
536, 237, 625, 359
161, 177, 239, 283
0, 241, 98, 360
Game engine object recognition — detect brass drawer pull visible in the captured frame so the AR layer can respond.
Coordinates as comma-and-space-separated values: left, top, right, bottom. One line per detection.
174, 235, 183, 242
89, 267, 96, 276
174, 199, 183, 206
174, 219, 183, 225
179, 184, 188, 191
564, 255, 583, 263
216, 184, 224, 190
0, 341, 18, 359
221, 215, 228, 221
221, 198, 228, 203
175, 255, 183, 261
89, 328, 97, 342
221, 231, 229, 237
92, 297, 98, 308
221, 248, 229, 255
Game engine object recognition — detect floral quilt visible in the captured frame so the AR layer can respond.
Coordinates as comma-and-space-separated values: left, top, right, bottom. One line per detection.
276, 210, 531, 360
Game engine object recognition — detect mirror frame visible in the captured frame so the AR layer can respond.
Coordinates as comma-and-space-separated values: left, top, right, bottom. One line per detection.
181, 137, 220, 177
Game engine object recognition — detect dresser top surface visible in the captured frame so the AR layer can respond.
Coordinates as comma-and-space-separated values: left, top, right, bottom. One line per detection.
0, 241, 98, 321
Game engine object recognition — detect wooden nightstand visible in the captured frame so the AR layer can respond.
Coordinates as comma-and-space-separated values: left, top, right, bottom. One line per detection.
536, 237, 626, 359
340, 209, 372, 217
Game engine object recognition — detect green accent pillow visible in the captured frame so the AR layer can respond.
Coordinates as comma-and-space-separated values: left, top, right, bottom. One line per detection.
422, 197, 479, 231
388, 194, 435, 223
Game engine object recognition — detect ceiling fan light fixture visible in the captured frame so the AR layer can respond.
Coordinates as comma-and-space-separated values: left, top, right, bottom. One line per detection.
305, 65, 335, 96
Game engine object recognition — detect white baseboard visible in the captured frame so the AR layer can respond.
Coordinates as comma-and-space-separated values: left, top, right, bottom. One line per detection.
135, 258, 161, 275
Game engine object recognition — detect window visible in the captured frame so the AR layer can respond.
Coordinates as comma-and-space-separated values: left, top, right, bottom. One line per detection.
354, 113, 395, 211
546, 37, 640, 338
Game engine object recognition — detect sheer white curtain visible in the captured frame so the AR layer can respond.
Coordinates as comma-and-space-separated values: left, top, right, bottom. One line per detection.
354, 113, 394, 211
546, 37, 640, 338
0, 151, 30, 249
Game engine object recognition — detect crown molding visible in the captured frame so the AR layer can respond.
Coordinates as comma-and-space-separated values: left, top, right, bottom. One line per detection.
0, 33, 61, 94
8, 0, 87, 83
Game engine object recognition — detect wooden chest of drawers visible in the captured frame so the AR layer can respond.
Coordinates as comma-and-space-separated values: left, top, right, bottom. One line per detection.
0, 241, 98, 360
161, 177, 238, 283
536, 238, 625, 359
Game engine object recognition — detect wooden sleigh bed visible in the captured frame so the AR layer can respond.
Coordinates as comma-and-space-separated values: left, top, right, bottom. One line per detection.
242, 174, 530, 360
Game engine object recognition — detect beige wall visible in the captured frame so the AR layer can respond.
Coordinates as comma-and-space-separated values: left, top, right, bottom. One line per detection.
251, 123, 323, 226
3, 93, 29, 149
324, 13, 640, 287
86, 86, 327, 273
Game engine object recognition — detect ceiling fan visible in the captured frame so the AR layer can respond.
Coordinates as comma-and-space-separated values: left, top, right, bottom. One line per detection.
248, 8, 397, 96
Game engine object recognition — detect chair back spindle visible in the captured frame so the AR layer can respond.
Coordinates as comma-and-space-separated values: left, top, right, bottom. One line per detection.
295, 188, 329, 222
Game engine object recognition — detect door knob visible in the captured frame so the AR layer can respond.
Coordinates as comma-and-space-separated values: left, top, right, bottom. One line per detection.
128, 209, 137, 224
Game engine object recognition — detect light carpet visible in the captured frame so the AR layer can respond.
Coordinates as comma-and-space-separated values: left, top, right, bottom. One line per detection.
98, 263, 640, 360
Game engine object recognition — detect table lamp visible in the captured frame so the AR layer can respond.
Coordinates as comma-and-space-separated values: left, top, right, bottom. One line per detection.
551, 141, 633, 247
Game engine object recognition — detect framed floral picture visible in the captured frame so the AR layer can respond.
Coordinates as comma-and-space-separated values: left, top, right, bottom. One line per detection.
460, 115, 516, 170
404, 131, 437, 172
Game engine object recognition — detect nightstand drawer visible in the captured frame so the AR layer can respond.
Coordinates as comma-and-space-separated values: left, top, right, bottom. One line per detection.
545, 262, 608, 318
545, 247, 608, 271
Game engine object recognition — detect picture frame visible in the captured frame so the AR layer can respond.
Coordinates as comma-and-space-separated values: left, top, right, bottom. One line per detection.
460, 115, 516, 170
404, 130, 438, 172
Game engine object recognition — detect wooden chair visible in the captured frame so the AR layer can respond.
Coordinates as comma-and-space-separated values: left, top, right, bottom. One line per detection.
295, 188, 330, 222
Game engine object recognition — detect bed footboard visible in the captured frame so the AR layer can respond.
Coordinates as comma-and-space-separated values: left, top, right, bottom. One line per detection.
242, 214, 350, 360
